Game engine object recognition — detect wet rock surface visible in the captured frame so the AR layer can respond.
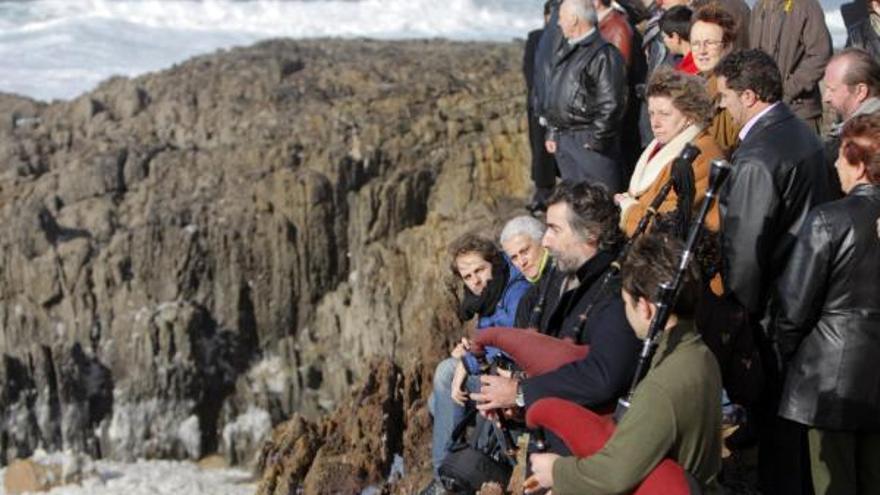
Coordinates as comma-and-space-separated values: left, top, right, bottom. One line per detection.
0, 38, 529, 491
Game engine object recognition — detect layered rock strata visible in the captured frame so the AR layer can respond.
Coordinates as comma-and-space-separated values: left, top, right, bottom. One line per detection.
0, 38, 530, 489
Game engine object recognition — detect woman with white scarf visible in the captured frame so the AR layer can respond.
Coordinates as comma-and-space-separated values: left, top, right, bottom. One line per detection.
614, 68, 723, 240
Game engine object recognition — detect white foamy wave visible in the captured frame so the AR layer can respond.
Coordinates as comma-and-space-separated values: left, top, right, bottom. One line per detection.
0, 0, 541, 101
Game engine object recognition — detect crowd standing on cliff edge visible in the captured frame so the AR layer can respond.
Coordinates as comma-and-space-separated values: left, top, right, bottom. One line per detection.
420, 1, 880, 494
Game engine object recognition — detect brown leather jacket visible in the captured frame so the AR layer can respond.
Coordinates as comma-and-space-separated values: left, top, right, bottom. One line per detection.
599, 9, 634, 68
750, 0, 832, 122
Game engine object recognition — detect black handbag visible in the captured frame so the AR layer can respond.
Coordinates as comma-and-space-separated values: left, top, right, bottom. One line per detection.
438, 409, 513, 494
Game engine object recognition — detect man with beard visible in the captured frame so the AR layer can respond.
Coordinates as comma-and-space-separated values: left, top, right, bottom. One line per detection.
471, 182, 640, 431
822, 48, 880, 192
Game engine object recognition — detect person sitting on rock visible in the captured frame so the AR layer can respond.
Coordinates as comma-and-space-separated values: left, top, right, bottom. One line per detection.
422, 233, 530, 495
528, 233, 722, 495
496, 215, 557, 329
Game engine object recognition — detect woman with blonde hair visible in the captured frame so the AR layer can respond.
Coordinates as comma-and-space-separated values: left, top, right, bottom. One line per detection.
614, 68, 723, 243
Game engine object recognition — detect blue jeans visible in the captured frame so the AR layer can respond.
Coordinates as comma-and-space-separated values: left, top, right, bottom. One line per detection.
428, 357, 480, 477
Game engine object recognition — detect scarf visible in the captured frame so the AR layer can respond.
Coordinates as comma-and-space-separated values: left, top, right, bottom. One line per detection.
527, 249, 552, 284
458, 259, 510, 321
830, 97, 880, 138
628, 123, 704, 197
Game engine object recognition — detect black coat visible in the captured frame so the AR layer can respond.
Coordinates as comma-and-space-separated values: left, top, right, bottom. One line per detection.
720, 103, 834, 317
543, 30, 628, 154
524, 29, 543, 97
532, 1, 564, 120
777, 184, 880, 431
519, 251, 641, 410
847, 19, 880, 61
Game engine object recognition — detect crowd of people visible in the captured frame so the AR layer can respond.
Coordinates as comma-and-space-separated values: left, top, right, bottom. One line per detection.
420, 1, 880, 494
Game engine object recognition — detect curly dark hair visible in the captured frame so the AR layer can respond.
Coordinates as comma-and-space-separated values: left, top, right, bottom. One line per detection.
841, 112, 880, 185
647, 67, 714, 126
620, 233, 701, 318
546, 181, 624, 252
447, 232, 502, 278
713, 49, 783, 104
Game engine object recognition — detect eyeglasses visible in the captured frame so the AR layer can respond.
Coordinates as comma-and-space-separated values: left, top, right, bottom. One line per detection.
691, 39, 724, 50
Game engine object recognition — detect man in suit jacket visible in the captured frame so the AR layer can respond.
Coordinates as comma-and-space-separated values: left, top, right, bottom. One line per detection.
714, 49, 835, 495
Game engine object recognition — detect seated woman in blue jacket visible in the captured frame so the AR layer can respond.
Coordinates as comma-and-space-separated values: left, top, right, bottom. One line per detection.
422, 232, 530, 495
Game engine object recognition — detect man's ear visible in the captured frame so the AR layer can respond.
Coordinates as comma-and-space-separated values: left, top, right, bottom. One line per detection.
855, 82, 871, 103
637, 296, 654, 322
854, 160, 870, 183
740, 88, 759, 108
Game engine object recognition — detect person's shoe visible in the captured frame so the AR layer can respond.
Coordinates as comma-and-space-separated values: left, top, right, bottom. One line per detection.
418, 479, 447, 495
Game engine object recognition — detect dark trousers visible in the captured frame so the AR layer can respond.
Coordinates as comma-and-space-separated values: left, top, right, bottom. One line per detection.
527, 106, 557, 191
808, 428, 880, 495
554, 130, 623, 193
755, 324, 814, 495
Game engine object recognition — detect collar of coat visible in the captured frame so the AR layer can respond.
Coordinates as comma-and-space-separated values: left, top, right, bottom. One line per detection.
850, 183, 880, 198
830, 97, 880, 138
738, 102, 795, 146
651, 319, 701, 369
628, 124, 705, 197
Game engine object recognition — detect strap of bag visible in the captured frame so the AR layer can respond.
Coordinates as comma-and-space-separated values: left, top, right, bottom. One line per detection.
449, 407, 479, 446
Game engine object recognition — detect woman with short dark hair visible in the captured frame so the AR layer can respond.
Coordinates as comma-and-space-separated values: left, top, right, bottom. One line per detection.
776, 113, 880, 495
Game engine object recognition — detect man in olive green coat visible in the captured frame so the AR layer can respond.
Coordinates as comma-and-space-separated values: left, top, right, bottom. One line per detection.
528, 234, 722, 495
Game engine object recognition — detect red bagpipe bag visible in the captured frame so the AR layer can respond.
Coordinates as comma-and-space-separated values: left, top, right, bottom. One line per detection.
473, 327, 692, 495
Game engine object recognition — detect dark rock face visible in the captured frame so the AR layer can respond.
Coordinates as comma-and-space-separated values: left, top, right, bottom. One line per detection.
0, 38, 529, 483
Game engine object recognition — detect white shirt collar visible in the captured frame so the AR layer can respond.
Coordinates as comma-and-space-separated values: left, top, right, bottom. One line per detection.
738, 102, 780, 141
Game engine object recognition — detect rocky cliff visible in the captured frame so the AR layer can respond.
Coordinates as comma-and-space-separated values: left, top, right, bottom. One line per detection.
0, 38, 530, 490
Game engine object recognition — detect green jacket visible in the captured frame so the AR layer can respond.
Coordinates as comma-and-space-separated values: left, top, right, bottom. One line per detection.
552, 321, 722, 495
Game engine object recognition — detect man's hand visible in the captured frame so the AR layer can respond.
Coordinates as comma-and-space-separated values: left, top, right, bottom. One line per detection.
471, 374, 519, 411
545, 139, 557, 154
529, 453, 560, 490
450, 360, 469, 406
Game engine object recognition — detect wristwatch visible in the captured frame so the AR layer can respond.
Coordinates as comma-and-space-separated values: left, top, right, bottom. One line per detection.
515, 381, 525, 408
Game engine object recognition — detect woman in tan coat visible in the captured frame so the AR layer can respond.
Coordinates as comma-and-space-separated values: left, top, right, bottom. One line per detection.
692, 3, 741, 156
614, 68, 723, 241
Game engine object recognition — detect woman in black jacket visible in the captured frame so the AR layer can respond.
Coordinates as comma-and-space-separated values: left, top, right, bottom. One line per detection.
776, 113, 880, 495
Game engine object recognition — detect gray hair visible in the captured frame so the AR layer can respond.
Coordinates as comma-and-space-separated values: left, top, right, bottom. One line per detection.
500, 215, 546, 244
565, 0, 598, 25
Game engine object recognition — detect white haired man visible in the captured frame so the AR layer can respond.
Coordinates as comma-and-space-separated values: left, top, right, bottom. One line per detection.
542, 0, 628, 191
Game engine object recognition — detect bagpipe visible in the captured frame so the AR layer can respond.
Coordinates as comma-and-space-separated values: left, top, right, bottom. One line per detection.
465, 152, 731, 494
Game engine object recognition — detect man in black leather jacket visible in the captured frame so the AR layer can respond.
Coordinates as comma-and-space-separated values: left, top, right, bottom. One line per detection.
542, 0, 628, 192
714, 49, 834, 334
776, 113, 880, 495
714, 49, 835, 495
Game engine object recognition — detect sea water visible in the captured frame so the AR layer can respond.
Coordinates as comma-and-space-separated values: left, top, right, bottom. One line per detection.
0, 0, 849, 102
